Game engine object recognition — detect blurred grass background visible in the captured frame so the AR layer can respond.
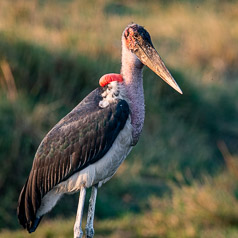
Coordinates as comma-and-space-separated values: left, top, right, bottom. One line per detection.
0, 0, 238, 237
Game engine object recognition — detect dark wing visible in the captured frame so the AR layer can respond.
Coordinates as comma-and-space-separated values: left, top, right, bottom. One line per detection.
17, 87, 130, 232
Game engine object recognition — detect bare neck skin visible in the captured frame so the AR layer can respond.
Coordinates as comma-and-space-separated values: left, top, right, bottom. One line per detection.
120, 39, 145, 145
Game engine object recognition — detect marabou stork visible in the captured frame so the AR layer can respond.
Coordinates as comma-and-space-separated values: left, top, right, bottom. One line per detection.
17, 23, 182, 238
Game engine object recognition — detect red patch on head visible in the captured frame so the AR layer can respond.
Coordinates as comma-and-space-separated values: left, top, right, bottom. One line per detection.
99, 73, 123, 87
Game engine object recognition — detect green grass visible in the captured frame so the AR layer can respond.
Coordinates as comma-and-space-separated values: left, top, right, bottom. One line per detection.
1, 165, 238, 238
0, 0, 238, 236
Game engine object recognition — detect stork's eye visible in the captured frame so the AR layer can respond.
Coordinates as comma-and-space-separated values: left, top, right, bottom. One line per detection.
133, 48, 139, 53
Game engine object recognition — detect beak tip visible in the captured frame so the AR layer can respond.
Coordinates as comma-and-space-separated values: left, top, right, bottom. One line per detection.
177, 88, 183, 95
168, 79, 183, 95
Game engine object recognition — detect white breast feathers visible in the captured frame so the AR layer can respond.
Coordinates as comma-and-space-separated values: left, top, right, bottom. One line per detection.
99, 81, 126, 108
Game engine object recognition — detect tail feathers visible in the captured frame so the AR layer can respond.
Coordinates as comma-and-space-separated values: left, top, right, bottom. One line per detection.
17, 176, 43, 233
17, 181, 28, 229
28, 216, 43, 233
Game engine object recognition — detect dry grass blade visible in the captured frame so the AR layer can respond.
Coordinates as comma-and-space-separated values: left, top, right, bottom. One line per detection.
218, 141, 238, 179
0, 60, 18, 102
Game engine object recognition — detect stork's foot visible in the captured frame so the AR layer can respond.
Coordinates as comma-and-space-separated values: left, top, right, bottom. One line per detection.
85, 226, 95, 238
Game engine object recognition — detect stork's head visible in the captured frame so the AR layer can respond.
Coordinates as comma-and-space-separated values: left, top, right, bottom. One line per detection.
123, 23, 182, 94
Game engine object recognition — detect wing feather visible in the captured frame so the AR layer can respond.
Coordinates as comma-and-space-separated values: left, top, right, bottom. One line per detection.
17, 87, 130, 232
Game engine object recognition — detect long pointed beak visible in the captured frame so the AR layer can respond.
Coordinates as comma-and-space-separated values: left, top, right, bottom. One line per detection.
135, 42, 183, 94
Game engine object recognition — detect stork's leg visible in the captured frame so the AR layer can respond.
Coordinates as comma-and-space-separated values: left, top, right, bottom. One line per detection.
85, 185, 98, 238
74, 186, 86, 238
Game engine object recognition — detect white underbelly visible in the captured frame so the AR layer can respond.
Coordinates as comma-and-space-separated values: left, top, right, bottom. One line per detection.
55, 118, 133, 192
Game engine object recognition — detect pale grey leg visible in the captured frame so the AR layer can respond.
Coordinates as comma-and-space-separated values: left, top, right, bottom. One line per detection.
85, 185, 98, 238
74, 186, 86, 238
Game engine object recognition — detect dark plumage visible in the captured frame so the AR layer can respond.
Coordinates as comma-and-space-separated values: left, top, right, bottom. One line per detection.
17, 23, 182, 238
17, 87, 130, 232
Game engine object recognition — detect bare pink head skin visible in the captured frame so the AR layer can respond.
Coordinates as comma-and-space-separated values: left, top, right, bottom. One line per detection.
120, 23, 182, 144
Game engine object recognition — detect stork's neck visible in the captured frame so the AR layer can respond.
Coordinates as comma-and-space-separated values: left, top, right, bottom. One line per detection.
121, 41, 145, 145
